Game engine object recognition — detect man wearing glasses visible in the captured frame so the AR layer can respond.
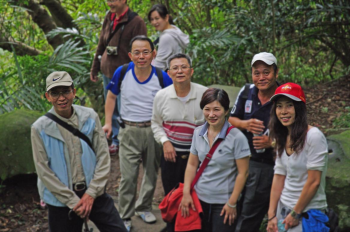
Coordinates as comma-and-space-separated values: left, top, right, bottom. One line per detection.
31, 71, 127, 231
103, 35, 172, 231
151, 53, 207, 232
90, 0, 147, 156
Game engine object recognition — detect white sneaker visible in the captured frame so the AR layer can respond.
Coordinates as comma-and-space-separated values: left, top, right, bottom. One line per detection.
123, 219, 131, 232
135, 211, 156, 224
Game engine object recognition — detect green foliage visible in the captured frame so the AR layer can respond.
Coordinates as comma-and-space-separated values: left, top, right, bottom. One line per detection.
0, 0, 349, 114
333, 107, 350, 128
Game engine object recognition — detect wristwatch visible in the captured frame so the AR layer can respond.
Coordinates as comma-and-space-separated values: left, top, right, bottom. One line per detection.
290, 209, 302, 220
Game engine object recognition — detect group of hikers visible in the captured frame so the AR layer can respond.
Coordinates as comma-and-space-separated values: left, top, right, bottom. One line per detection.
30, 0, 329, 232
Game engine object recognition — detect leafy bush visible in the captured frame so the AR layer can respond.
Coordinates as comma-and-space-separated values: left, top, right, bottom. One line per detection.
333, 107, 350, 128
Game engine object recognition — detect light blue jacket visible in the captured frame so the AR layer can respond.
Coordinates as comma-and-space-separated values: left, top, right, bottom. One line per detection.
34, 105, 97, 207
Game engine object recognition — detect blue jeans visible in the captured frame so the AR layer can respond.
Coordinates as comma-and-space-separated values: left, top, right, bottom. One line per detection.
200, 200, 236, 232
102, 74, 120, 145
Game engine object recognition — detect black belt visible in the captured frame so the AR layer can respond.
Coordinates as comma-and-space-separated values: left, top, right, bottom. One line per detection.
250, 156, 274, 166
73, 181, 86, 192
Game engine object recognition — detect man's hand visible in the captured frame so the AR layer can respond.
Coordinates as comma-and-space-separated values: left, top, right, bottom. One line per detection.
90, 73, 98, 82
102, 124, 112, 139
252, 135, 271, 150
73, 193, 95, 219
163, 141, 176, 162
245, 118, 265, 134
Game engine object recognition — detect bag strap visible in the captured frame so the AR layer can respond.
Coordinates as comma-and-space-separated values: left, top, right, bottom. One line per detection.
118, 64, 164, 93
45, 112, 95, 153
106, 10, 137, 52
155, 67, 164, 88
241, 83, 251, 100
190, 125, 235, 189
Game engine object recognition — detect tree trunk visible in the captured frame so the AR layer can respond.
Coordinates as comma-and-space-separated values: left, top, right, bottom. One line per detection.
15, 0, 64, 49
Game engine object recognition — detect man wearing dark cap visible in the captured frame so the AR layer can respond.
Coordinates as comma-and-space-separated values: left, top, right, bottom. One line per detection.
229, 52, 279, 231
31, 71, 126, 231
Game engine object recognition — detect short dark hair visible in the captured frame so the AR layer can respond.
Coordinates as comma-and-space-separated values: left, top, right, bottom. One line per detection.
200, 88, 230, 111
148, 4, 174, 25
129, 35, 154, 52
272, 63, 278, 74
269, 97, 308, 157
167, 53, 192, 68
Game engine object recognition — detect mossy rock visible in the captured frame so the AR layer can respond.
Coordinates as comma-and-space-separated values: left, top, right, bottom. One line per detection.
0, 109, 43, 180
208, 85, 242, 108
326, 130, 350, 231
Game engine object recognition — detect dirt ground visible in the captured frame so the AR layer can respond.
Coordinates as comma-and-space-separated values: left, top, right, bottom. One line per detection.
0, 75, 349, 231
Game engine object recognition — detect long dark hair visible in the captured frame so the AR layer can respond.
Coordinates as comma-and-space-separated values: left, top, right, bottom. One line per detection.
269, 97, 308, 156
148, 4, 174, 25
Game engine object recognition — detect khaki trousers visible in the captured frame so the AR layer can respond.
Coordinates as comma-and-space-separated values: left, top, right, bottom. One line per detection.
117, 124, 161, 219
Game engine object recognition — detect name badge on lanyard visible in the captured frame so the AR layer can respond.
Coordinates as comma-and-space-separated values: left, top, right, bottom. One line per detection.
245, 100, 252, 113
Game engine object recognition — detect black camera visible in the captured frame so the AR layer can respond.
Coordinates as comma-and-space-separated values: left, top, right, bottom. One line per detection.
106, 46, 118, 56
116, 116, 125, 128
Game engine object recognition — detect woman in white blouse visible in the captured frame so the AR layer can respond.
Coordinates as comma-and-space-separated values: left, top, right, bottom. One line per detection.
267, 83, 328, 232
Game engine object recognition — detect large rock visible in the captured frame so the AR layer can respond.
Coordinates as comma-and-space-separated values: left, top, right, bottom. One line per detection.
326, 130, 350, 231
208, 84, 242, 108
0, 109, 42, 180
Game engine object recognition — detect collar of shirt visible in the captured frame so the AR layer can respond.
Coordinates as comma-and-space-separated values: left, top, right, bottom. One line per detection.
54, 107, 78, 127
111, 7, 129, 30
169, 82, 197, 100
199, 120, 230, 140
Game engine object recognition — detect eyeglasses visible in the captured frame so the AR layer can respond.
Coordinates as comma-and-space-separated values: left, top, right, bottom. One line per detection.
130, 50, 152, 57
49, 90, 73, 99
169, 65, 191, 72
253, 71, 271, 77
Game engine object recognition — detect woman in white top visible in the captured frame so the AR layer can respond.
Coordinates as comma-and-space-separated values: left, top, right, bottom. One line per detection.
148, 4, 189, 70
180, 88, 250, 232
267, 83, 328, 232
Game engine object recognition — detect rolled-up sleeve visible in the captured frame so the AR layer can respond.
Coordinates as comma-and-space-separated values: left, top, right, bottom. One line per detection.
274, 153, 287, 175
306, 130, 328, 171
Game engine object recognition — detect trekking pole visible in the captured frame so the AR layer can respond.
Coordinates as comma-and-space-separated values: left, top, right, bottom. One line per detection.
84, 218, 93, 232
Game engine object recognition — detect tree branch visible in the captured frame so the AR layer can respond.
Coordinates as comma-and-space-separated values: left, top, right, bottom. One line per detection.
41, 0, 78, 29
42, 0, 85, 46
13, 0, 64, 49
0, 36, 43, 56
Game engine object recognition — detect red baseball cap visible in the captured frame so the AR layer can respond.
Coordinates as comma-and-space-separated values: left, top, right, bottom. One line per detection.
270, 82, 306, 103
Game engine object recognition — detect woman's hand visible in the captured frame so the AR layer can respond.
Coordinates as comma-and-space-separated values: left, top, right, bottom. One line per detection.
283, 213, 300, 230
220, 204, 237, 226
179, 193, 196, 218
266, 217, 278, 232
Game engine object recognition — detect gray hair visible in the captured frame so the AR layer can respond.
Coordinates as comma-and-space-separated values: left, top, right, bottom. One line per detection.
167, 53, 192, 69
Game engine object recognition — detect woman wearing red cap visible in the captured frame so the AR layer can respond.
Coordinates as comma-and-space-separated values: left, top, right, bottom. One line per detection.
266, 83, 329, 232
